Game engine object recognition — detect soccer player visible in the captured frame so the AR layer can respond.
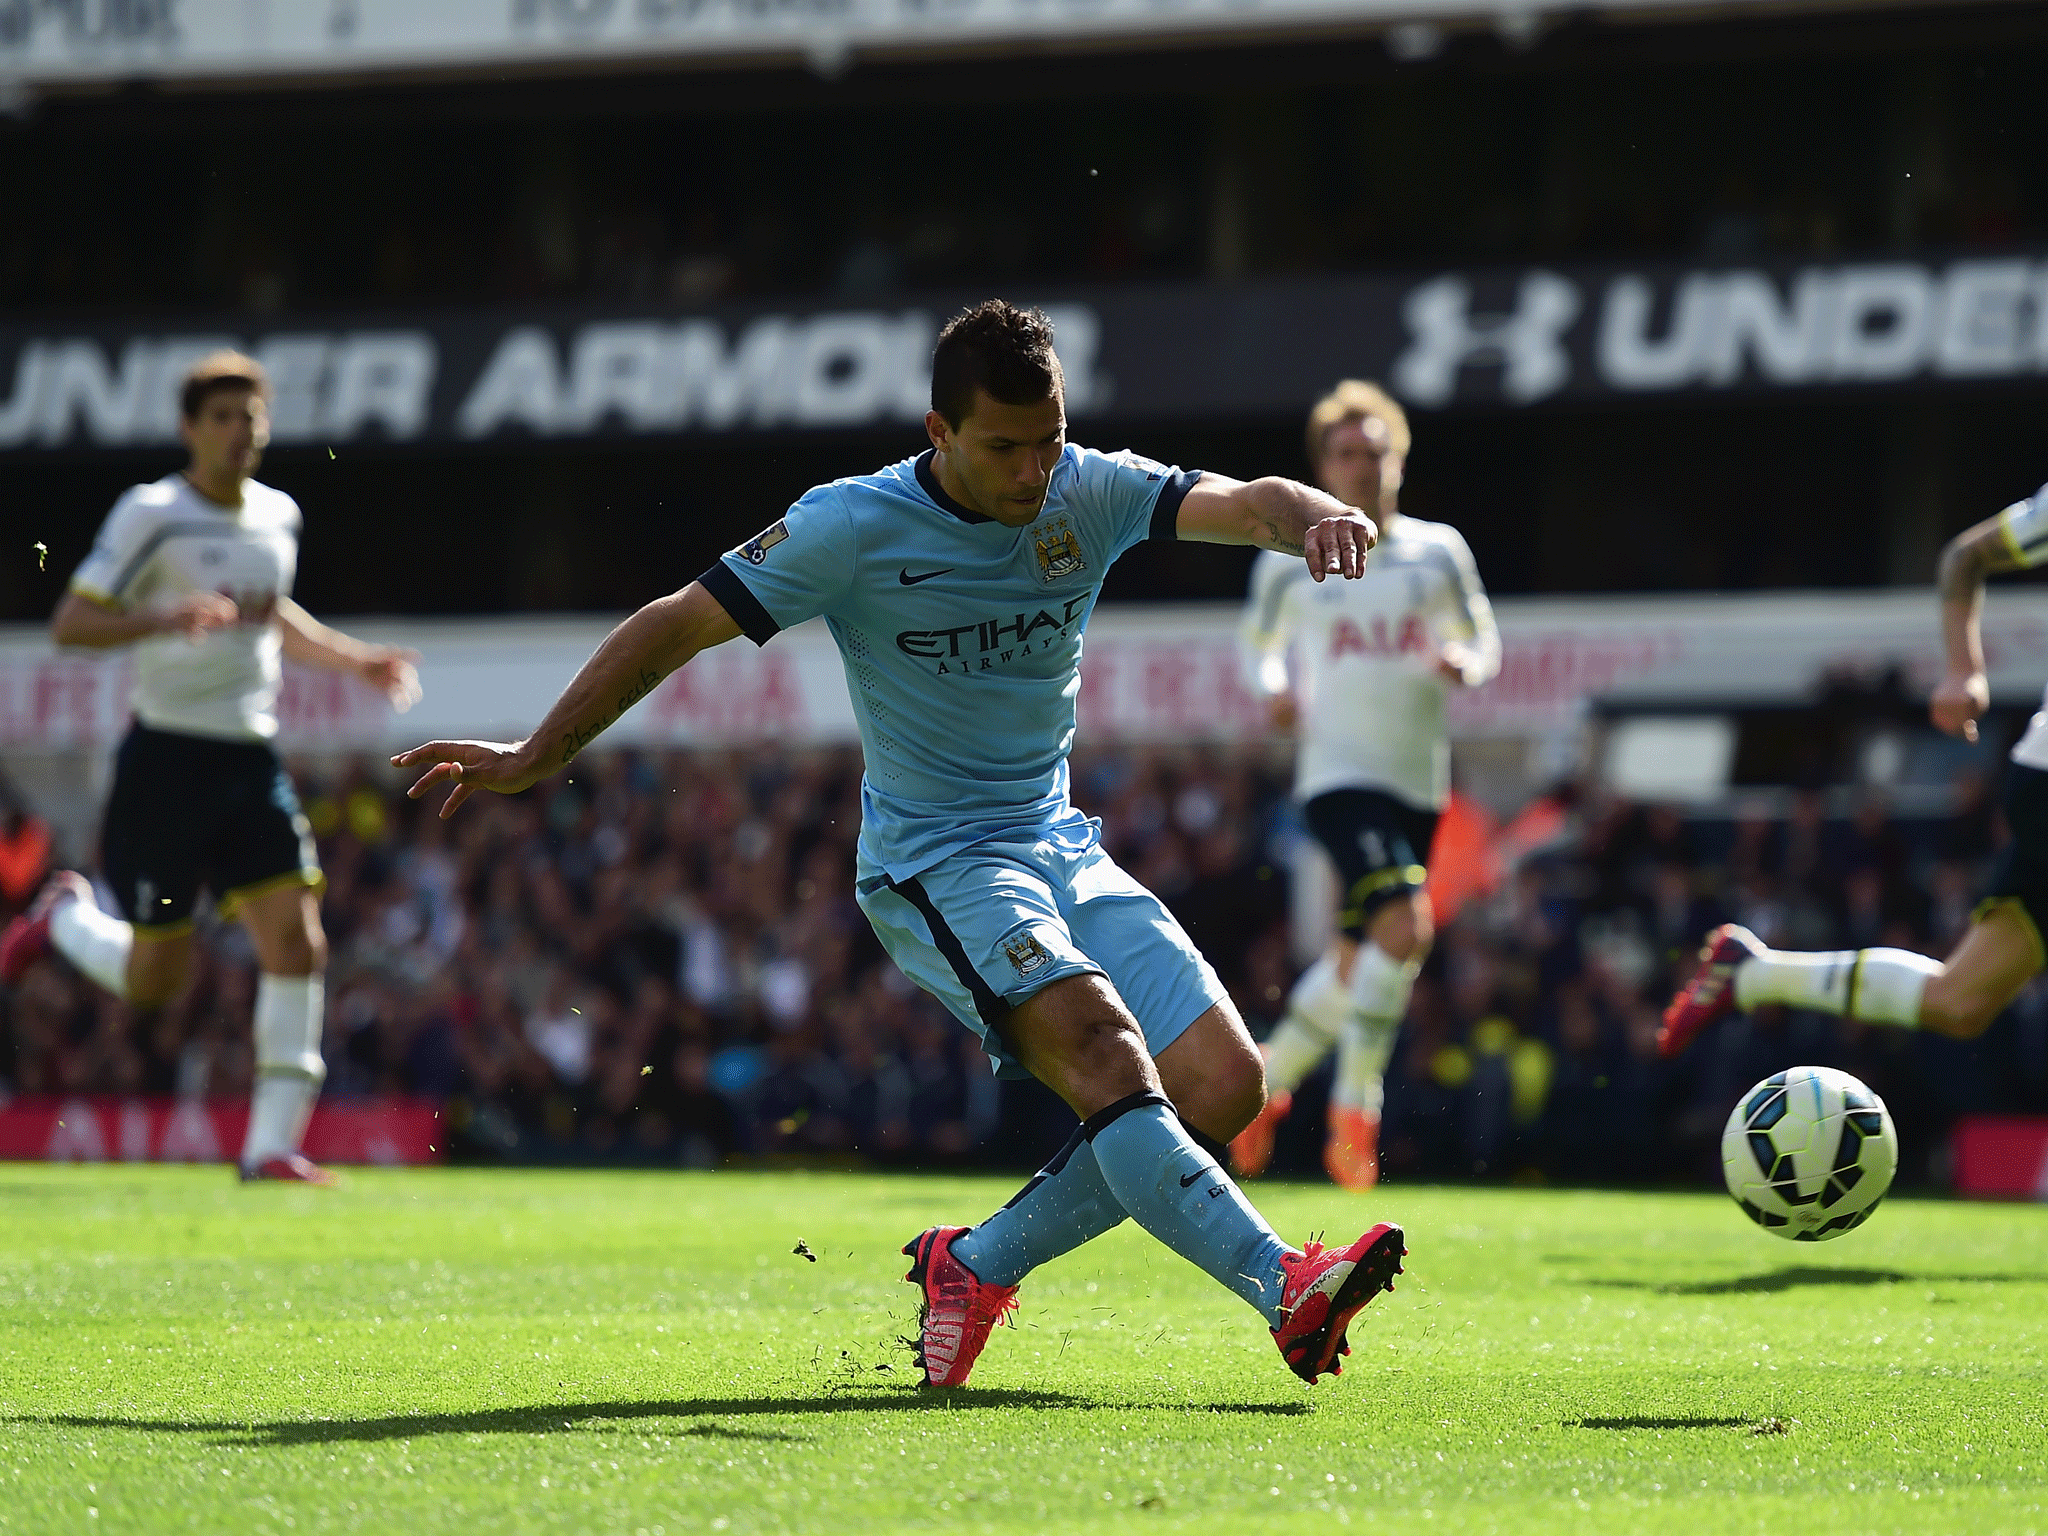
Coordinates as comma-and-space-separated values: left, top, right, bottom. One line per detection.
394, 301, 1407, 1387
1231, 382, 1499, 1189
1663, 477, 2048, 1053
0, 352, 421, 1183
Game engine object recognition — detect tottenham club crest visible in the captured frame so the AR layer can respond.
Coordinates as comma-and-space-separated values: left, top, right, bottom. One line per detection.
735, 520, 788, 565
1032, 518, 1087, 584
1003, 933, 1054, 978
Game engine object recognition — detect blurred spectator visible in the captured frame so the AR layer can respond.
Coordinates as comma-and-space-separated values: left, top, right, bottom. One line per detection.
1, 744, 2043, 1186
0, 806, 50, 916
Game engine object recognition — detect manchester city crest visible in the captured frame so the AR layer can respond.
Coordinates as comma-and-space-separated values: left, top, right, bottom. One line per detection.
1032, 518, 1087, 583
1002, 932, 1054, 977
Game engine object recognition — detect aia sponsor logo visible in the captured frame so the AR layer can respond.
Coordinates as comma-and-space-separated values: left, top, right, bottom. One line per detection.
1329, 614, 1431, 660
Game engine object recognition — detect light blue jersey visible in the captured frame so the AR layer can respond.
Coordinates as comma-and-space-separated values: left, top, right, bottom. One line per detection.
701, 445, 1199, 881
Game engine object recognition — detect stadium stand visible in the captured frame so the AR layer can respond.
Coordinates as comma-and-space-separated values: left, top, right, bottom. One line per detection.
3, 743, 2041, 1186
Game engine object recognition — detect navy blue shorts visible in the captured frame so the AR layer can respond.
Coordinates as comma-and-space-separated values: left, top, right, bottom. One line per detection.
101, 724, 323, 932
1979, 760, 2048, 958
1304, 787, 1439, 939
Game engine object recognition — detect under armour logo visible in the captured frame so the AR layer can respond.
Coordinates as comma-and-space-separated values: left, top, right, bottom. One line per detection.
1392, 272, 1581, 406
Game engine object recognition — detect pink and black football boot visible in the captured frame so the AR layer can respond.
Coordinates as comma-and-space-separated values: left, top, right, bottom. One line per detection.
902, 1225, 1018, 1388
0, 870, 93, 985
1271, 1221, 1406, 1384
1659, 923, 1765, 1058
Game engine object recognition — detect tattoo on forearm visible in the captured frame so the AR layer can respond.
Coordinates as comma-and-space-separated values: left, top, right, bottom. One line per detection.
1260, 518, 1306, 557
558, 666, 661, 766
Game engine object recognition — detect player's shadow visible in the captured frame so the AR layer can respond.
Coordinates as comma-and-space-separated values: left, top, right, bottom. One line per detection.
1588, 1266, 2048, 1296
1571, 1416, 1750, 1431
23, 1390, 1307, 1448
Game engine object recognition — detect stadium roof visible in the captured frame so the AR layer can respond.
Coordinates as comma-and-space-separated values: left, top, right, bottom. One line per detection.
1, 0, 2031, 92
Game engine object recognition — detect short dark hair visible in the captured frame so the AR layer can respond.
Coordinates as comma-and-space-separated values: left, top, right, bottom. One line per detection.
930, 300, 1063, 428
180, 350, 271, 422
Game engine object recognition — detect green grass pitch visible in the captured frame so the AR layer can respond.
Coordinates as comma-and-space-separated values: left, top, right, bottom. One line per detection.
0, 1168, 2043, 1534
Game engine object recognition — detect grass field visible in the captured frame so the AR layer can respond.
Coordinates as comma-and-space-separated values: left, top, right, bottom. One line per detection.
0, 1168, 2043, 1535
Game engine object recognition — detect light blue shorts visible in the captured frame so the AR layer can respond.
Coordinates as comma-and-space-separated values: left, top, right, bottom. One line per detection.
855, 817, 1228, 1081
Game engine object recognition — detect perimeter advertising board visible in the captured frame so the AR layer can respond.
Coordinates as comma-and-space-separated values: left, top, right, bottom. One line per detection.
4, 256, 2045, 456
0, 0, 1918, 84
2, 589, 2045, 753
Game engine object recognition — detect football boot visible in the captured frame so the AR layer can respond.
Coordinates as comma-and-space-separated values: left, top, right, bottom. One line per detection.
901, 1225, 1018, 1388
1228, 1087, 1292, 1179
1271, 1221, 1406, 1384
0, 870, 94, 985
1659, 923, 1766, 1058
1322, 1106, 1382, 1191
239, 1154, 339, 1186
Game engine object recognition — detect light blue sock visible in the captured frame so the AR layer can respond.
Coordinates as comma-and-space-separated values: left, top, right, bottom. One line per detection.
952, 1125, 1126, 1287
1085, 1092, 1293, 1326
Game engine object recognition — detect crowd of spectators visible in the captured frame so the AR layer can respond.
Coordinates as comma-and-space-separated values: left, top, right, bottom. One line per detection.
2, 743, 2044, 1188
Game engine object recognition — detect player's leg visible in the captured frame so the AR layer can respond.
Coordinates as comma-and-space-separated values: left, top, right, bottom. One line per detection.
1293, 792, 1433, 1189
952, 834, 1261, 1288
232, 885, 331, 1180
1229, 937, 1350, 1178
866, 847, 1281, 1367
867, 837, 1400, 1382
3, 727, 199, 1002
1004, 972, 1406, 1383
1, 871, 137, 995
997, 971, 1295, 1321
940, 833, 1373, 1329
216, 746, 331, 1183
1235, 790, 1434, 1181
1918, 902, 2041, 1037
1233, 796, 1371, 1174
951, 1001, 1261, 1293
1153, 1002, 1267, 1141
1327, 885, 1432, 1190
1665, 766, 2048, 1054
1662, 906, 2036, 1053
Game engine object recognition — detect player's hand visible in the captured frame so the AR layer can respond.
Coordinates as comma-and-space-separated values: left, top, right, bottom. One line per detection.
1930, 669, 1990, 742
391, 739, 542, 819
155, 591, 239, 641
358, 647, 424, 712
1305, 511, 1377, 582
1437, 641, 1479, 686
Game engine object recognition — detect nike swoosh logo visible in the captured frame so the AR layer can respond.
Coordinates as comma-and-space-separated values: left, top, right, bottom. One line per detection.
898, 567, 954, 586
1180, 1168, 1214, 1188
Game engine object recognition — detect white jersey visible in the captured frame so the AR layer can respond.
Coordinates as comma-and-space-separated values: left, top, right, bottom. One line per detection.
1241, 513, 1500, 810
69, 474, 300, 742
1998, 482, 2048, 772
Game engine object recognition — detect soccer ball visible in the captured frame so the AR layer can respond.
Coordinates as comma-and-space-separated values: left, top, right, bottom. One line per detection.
1721, 1066, 1897, 1241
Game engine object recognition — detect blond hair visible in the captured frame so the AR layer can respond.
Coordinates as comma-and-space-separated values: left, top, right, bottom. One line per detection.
179, 350, 271, 421
1305, 379, 1411, 470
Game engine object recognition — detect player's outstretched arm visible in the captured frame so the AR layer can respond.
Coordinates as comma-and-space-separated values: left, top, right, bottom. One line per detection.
49, 589, 238, 649
1175, 473, 1376, 581
1932, 513, 2030, 742
393, 580, 742, 818
277, 598, 423, 712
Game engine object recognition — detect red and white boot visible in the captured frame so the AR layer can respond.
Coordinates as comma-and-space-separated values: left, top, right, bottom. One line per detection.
0, 870, 94, 985
1271, 1222, 1406, 1383
902, 1225, 1018, 1388
1659, 923, 1765, 1058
